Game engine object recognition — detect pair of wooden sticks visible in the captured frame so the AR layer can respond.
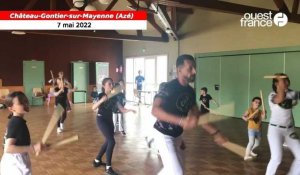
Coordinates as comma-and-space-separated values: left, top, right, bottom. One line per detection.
37, 85, 123, 156
36, 105, 79, 156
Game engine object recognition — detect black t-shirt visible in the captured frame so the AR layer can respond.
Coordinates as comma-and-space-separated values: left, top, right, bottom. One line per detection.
199, 94, 212, 113
55, 87, 68, 108
97, 92, 118, 118
112, 93, 126, 113
4, 116, 31, 146
154, 79, 196, 137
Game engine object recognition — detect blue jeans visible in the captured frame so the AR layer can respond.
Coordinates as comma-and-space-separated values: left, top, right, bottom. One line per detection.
248, 129, 262, 137
245, 129, 261, 157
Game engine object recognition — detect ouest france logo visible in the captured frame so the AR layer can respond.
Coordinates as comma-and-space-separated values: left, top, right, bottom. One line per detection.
240, 12, 288, 27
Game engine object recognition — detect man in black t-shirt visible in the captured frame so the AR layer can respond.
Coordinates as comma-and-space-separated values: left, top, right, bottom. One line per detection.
152, 55, 227, 175
199, 87, 219, 114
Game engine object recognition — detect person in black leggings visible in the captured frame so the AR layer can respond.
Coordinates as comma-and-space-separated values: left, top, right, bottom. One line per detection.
57, 71, 73, 112
92, 78, 135, 175
54, 78, 76, 133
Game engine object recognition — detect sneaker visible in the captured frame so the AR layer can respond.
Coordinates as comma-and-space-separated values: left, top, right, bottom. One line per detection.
250, 151, 258, 157
57, 127, 62, 133
60, 123, 64, 130
121, 131, 126, 136
92, 160, 106, 168
145, 137, 154, 148
106, 167, 119, 175
147, 138, 154, 148
244, 156, 253, 161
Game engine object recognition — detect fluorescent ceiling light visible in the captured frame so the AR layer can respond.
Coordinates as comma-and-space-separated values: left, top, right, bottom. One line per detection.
11, 31, 26, 35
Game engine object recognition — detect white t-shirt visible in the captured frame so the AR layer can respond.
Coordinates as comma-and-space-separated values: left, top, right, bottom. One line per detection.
268, 90, 299, 126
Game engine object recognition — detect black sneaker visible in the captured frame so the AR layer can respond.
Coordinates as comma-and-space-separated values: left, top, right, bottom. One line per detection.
92, 160, 106, 168
145, 137, 153, 148
121, 131, 126, 136
106, 167, 119, 175
147, 138, 154, 148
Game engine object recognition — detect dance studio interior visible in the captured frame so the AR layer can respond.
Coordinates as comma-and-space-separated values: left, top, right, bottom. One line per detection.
1, 0, 300, 175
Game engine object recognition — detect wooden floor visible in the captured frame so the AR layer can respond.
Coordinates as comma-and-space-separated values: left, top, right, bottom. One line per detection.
0, 103, 297, 175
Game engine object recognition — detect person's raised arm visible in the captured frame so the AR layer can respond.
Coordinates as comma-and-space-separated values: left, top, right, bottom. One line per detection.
242, 110, 250, 121
53, 88, 63, 97
92, 95, 107, 111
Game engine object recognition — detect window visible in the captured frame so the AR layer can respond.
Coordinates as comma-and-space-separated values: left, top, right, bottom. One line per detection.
157, 55, 168, 84
125, 55, 168, 102
126, 58, 134, 83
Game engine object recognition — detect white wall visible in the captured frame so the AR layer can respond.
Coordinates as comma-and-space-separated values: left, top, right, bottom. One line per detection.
123, 9, 300, 80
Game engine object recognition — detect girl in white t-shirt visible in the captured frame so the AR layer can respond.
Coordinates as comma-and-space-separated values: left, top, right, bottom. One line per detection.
266, 73, 300, 175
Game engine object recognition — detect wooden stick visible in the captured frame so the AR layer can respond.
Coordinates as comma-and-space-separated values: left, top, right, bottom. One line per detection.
264, 75, 287, 79
198, 112, 228, 125
197, 115, 246, 157
41, 104, 64, 144
36, 104, 63, 156
197, 115, 246, 158
222, 141, 245, 158
107, 85, 122, 99
247, 109, 259, 119
50, 135, 79, 149
260, 90, 265, 113
50, 70, 55, 87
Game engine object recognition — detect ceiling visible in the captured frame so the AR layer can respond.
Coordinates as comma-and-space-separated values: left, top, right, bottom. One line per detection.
220, 0, 295, 11
0, 0, 299, 42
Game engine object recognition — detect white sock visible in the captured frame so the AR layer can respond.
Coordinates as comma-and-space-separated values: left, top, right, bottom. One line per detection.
106, 166, 111, 170
94, 159, 100, 163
